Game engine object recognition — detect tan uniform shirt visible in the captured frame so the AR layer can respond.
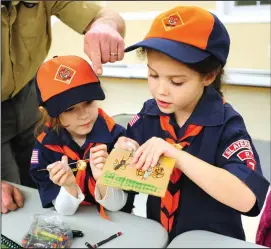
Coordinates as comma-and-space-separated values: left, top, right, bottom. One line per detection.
1, 1, 101, 101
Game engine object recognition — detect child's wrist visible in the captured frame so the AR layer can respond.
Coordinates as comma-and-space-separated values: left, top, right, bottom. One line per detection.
63, 183, 78, 198
174, 148, 184, 170
63, 182, 77, 190
93, 173, 101, 181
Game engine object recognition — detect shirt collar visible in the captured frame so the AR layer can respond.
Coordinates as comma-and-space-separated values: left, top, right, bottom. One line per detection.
141, 99, 167, 116
143, 86, 225, 127
84, 115, 114, 144
42, 115, 114, 146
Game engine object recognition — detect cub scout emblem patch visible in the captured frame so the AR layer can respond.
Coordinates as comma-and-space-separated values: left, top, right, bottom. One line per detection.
55, 65, 76, 84
162, 12, 184, 31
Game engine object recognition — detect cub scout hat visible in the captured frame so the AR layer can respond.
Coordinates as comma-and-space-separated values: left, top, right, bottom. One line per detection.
125, 6, 230, 66
35, 55, 105, 117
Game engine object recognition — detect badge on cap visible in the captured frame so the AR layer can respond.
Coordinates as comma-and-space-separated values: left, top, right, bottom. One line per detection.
162, 12, 184, 31
54, 65, 76, 84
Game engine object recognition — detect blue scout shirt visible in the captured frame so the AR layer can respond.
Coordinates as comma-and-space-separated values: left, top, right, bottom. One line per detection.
30, 112, 135, 213
126, 86, 270, 242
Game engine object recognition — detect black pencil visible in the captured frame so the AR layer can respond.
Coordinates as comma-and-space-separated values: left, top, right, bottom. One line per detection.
86, 232, 123, 248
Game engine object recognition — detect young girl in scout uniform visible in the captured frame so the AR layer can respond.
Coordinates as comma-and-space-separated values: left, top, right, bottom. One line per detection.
115, 6, 270, 242
30, 55, 133, 217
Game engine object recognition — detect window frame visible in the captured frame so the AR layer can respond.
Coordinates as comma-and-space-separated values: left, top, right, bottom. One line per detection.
216, 1, 270, 23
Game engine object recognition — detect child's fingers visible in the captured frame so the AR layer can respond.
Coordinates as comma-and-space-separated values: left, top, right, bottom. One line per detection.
132, 146, 143, 165
135, 145, 150, 170
89, 157, 94, 167
58, 172, 70, 186
90, 150, 108, 160
132, 140, 148, 165
151, 151, 161, 168
114, 137, 139, 151
142, 147, 156, 171
116, 142, 130, 151
61, 156, 69, 172
126, 141, 138, 152
46, 161, 59, 171
144, 140, 163, 169
93, 156, 106, 166
61, 155, 68, 165
138, 145, 154, 171
95, 163, 104, 169
50, 168, 67, 184
90, 144, 107, 154
47, 162, 62, 175
49, 163, 65, 178
148, 139, 166, 168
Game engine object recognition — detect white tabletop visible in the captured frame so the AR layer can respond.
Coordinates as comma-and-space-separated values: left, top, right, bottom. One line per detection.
1, 183, 168, 248
167, 230, 267, 248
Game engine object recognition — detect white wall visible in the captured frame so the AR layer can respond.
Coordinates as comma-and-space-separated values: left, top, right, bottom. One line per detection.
99, 77, 271, 142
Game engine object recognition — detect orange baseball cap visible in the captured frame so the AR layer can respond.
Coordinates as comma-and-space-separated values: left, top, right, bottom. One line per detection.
35, 55, 105, 117
125, 6, 230, 66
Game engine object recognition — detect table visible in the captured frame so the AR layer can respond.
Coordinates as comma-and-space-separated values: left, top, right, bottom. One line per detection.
167, 230, 267, 248
2, 184, 168, 248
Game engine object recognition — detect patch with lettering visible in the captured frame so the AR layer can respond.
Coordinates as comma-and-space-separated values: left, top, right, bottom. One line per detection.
222, 139, 252, 159
237, 149, 257, 171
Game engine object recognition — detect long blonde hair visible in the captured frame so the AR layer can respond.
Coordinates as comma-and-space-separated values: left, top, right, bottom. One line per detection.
34, 107, 63, 137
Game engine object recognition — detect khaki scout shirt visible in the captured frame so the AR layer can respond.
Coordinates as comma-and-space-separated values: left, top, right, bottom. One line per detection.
1, 1, 101, 101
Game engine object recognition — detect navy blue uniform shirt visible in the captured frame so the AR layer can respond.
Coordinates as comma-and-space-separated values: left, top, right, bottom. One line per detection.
127, 86, 270, 242
30, 113, 135, 213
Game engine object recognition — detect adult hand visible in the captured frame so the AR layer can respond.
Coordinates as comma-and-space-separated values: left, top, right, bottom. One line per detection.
84, 23, 125, 75
1, 181, 24, 214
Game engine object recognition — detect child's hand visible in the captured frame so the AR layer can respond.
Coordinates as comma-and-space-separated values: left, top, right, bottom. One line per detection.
114, 136, 139, 152
89, 144, 108, 181
47, 155, 76, 188
132, 137, 180, 171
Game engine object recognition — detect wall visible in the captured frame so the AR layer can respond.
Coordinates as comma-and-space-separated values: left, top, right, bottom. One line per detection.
47, 1, 270, 142
99, 77, 271, 141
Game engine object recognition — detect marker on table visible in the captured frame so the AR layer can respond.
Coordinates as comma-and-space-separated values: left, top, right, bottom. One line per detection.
85, 232, 123, 249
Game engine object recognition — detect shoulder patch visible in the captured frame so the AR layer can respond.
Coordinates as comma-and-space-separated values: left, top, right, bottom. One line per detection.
128, 114, 140, 127
31, 149, 39, 164
222, 139, 251, 159
237, 149, 257, 171
222, 140, 256, 171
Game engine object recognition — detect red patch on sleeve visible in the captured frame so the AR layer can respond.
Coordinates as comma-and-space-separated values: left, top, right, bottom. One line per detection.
246, 159, 257, 171
236, 149, 257, 171
222, 140, 251, 159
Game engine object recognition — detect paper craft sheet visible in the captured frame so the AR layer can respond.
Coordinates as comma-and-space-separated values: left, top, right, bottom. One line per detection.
97, 149, 175, 197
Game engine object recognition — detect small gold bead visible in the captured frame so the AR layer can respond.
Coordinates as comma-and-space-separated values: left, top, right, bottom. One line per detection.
77, 160, 87, 170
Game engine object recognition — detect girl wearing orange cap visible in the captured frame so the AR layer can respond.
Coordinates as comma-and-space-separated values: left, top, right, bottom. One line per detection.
115, 6, 269, 242
30, 55, 134, 216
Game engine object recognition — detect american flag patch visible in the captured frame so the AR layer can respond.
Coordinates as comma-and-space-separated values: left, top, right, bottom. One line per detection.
129, 114, 140, 127
31, 149, 39, 164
